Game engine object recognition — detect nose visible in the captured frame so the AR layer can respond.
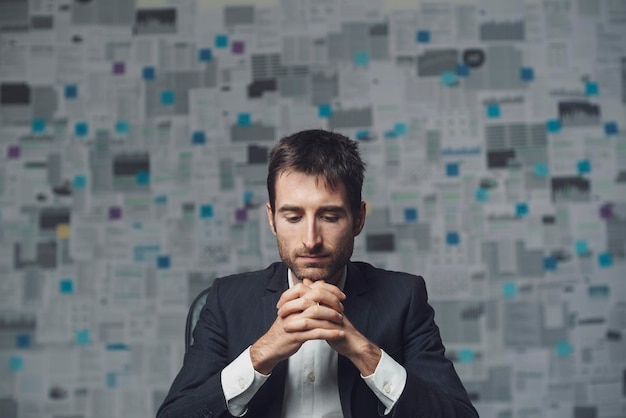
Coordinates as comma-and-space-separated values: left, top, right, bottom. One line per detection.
303, 218, 322, 249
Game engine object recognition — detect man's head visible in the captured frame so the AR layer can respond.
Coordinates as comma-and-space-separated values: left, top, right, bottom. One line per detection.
267, 129, 365, 218
266, 130, 367, 284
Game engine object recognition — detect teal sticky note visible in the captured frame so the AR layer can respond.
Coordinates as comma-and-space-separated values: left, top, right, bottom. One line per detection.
575, 240, 589, 256
59, 279, 73, 294
598, 252, 613, 268
161, 91, 175, 105
75, 122, 88, 137
486, 103, 500, 118
458, 349, 474, 363
577, 159, 591, 174
394, 122, 407, 136
534, 162, 549, 177
200, 204, 213, 218
73, 174, 87, 190
441, 71, 458, 86
135, 171, 150, 185
546, 119, 561, 133
318, 104, 332, 118
32, 118, 46, 133
243, 190, 254, 204
10, 356, 23, 371
76, 329, 90, 345
475, 187, 489, 202
515, 202, 528, 217
585, 81, 598, 96
354, 51, 369, 66
502, 282, 517, 298
115, 120, 130, 134
237, 113, 251, 127
215, 34, 229, 48
556, 341, 572, 357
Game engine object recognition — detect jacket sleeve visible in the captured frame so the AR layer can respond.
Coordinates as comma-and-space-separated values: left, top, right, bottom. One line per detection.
386, 276, 479, 418
156, 278, 236, 418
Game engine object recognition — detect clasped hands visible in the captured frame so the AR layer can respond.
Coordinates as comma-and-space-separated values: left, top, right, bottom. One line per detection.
250, 279, 381, 376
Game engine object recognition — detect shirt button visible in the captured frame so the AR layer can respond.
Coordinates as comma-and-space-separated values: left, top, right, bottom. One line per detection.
383, 384, 391, 393
307, 372, 316, 382
238, 379, 245, 389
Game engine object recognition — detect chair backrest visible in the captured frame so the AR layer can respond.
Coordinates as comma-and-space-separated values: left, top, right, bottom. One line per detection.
185, 287, 211, 352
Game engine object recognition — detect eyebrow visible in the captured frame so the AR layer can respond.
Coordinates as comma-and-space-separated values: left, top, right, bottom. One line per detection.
277, 205, 348, 214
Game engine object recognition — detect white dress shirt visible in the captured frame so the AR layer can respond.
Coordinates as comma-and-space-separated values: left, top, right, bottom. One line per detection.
221, 268, 407, 417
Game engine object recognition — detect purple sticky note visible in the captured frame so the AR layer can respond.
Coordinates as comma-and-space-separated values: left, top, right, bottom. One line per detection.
109, 206, 122, 220
232, 41, 245, 54
113, 62, 125, 75
599, 203, 613, 220
235, 208, 247, 222
7, 145, 20, 159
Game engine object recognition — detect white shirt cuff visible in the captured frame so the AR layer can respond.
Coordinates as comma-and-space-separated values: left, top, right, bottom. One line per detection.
221, 346, 270, 417
362, 349, 407, 414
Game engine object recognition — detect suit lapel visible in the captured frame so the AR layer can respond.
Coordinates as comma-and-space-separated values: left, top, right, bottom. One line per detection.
338, 262, 372, 418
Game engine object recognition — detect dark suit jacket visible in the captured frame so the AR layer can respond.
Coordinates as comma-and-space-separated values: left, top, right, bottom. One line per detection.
157, 262, 478, 418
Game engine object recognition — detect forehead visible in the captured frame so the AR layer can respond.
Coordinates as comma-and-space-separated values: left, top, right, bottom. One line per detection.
274, 170, 347, 204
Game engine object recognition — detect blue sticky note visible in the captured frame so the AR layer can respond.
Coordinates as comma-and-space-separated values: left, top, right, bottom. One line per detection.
215, 34, 229, 48
416, 30, 430, 43
198, 48, 212, 62
106, 372, 117, 388
75, 122, 88, 137
76, 329, 90, 346
200, 205, 214, 218
546, 119, 561, 133
9, 356, 23, 371
520, 67, 534, 82
16, 334, 30, 349
575, 240, 589, 256
354, 51, 369, 66
65, 84, 78, 99
486, 103, 500, 119
154, 195, 167, 205
446, 231, 460, 245
243, 190, 254, 204
135, 171, 150, 185
534, 162, 549, 178
142, 66, 156, 80
456, 63, 470, 77
585, 81, 598, 96
115, 120, 129, 134
161, 91, 175, 105
157, 255, 170, 269
394, 123, 407, 136
515, 202, 529, 217
556, 341, 572, 357
237, 113, 251, 127
441, 71, 457, 86
384, 130, 397, 139
604, 122, 619, 135
355, 130, 370, 140
404, 208, 418, 222
59, 279, 73, 294
502, 282, 517, 298
318, 104, 332, 118
73, 174, 86, 190
475, 187, 489, 202
544, 257, 557, 271
192, 131, 206, 145
446, 162, 459, 177
458, 349, 474, 363
598, 252, 613, 268
577, 159, 591, 175
32, 118, 46, 133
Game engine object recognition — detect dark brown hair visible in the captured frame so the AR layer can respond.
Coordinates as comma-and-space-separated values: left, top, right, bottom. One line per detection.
267, 129, 365, 216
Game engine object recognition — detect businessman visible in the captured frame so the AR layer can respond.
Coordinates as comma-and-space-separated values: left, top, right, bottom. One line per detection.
157, 129, 478, 417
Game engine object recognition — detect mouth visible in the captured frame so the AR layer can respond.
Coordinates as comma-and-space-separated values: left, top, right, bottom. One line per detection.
298, 254, 328, 262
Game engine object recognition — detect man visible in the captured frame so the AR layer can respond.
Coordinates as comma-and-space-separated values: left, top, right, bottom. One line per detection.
157, 129, 478, 418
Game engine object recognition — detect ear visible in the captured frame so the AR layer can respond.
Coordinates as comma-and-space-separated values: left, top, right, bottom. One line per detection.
266, 202, 277, 235
353, 201, 366, 236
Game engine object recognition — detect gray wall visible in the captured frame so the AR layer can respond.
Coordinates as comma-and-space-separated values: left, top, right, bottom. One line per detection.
0, 0, 625, 417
